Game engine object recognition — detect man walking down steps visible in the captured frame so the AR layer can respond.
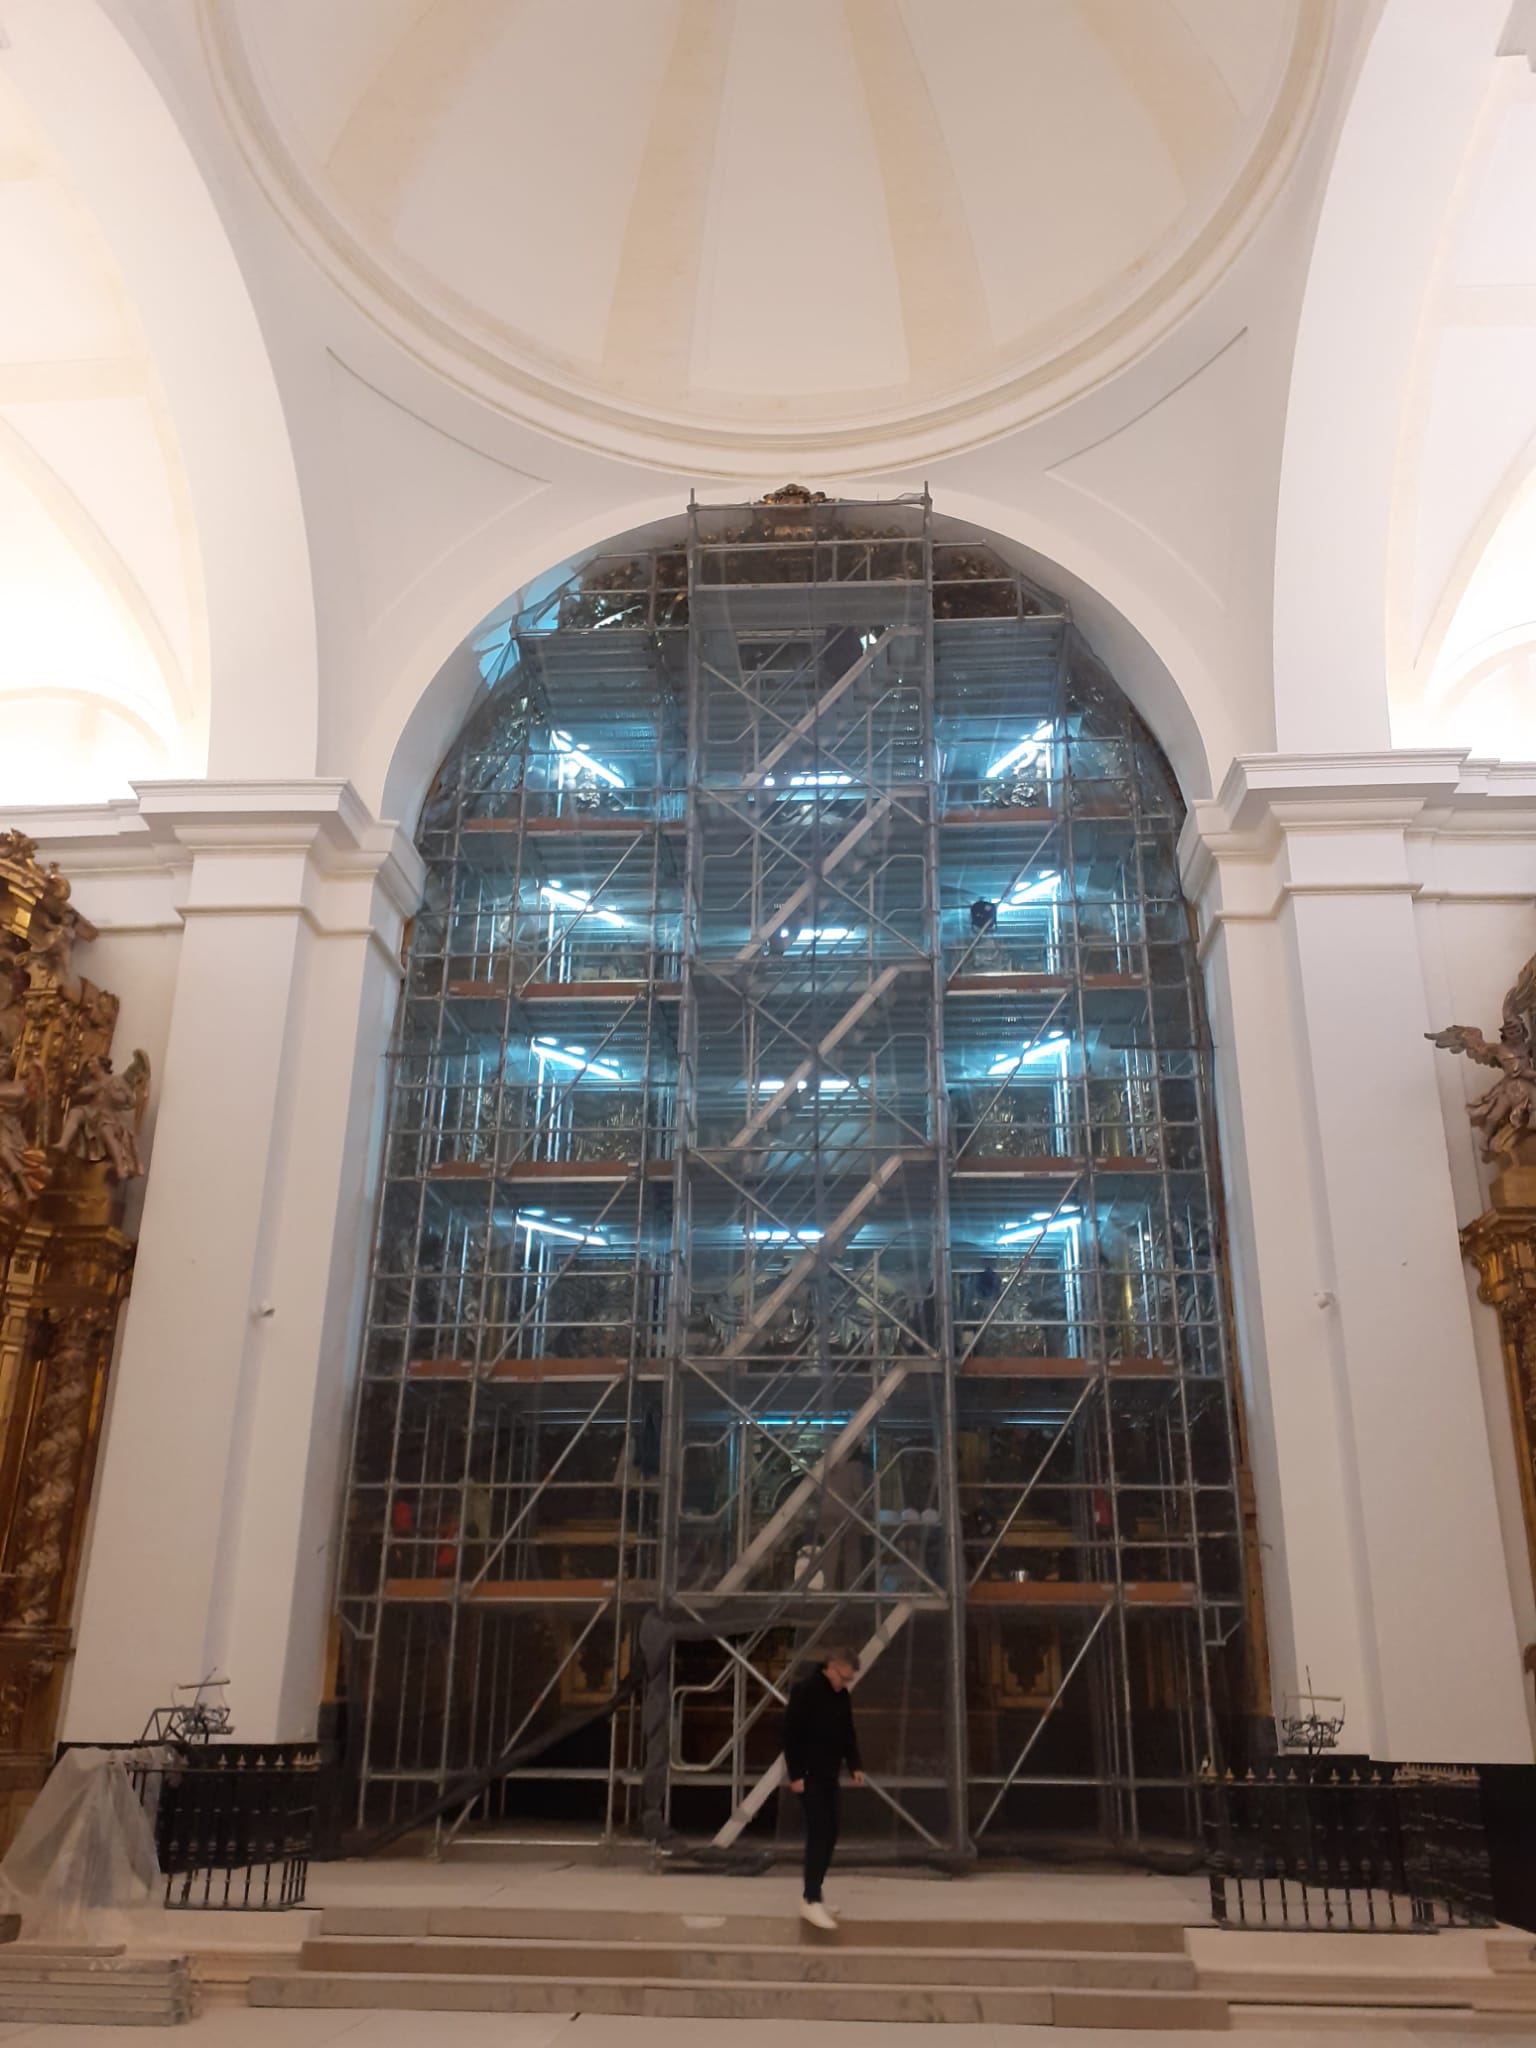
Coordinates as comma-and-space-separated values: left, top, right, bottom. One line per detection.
783, 1647, 865, 1930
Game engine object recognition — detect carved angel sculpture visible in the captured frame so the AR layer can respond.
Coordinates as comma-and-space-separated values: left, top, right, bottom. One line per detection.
27, 904, 80, 1002
0, 1059, 47, 1209
0, 952, 22, 1062
56, 1050, 150, 1182
1427, 1017, 1536, 1165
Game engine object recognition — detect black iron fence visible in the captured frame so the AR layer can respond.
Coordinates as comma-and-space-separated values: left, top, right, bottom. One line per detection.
65, 1743, 322, 1910
1202, 1760, 1495, 1932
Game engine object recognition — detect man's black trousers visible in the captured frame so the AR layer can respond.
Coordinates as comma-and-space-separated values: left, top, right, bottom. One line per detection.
800, 1777, 839, 1903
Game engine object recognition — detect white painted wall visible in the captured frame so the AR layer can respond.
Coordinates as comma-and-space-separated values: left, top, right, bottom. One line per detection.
1185, 754, 1536, 1760
16, 787, 421, 1746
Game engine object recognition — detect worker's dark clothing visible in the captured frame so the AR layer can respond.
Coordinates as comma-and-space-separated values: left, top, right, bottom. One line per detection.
783, 1670, 862, 1903
800, 1778, 840, 1905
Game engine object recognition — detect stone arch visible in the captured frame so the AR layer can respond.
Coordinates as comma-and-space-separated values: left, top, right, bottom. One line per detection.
369, 489, 1220, 833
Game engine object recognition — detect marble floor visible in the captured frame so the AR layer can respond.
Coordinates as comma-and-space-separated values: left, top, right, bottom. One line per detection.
0, 2012, 1525, 2047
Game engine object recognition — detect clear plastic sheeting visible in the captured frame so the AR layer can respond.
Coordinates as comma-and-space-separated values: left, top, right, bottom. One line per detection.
0, 1747, 162, 1941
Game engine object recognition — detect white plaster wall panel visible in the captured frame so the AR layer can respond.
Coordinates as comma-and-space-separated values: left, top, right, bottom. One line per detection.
1274, 0, 1512, 753
1199, 910, 1378, 1735
903, 0, 1181, 346
0, 459, 177, 799
3, 0, 318, 782
4, 395, 201, 708
1184, 760, 1536, 1759
204, 916, 398, 1738
1448, 97, 1536, 285
1431, 482, 1536, 705
65, 898, 308, 1737
54, 787, 422, 1742
0, 61, 202, 796
234, 0, 424, 166
327, 358, 546, 625
1405, 326, 1536, 672
391, 3, 669, 374
1170, 0, 1298, 110
696, 1, 908, 402
0, 156, 125, 358
1383, 64, 1536, 748
1049, 333, 1256, 613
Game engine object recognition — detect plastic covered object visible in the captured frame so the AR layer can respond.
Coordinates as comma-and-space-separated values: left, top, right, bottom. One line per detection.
0, 1747, 162, 1940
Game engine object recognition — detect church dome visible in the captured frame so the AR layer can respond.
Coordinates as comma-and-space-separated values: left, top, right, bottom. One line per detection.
208, 0, 1328, 469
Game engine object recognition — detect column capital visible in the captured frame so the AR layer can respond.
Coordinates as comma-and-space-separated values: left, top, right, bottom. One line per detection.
1180, 751, 1536, 926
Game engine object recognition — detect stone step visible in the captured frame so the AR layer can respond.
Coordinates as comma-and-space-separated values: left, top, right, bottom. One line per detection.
445, 1835, 653, 1868
1200, 1964, 1496, 2008
300, 1932, 1197, 1991
315, 1903, 1189, 1952
1233, 2002, 1536, 2036
251, 1967, 1230, 2028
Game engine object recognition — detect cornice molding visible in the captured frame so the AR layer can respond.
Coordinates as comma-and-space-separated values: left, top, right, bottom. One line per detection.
1180, 750, 1536, 915
0, 780, 425, 938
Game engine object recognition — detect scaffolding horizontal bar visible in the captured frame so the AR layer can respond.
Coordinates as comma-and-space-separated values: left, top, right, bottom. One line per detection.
968, 1581, 1195, 1608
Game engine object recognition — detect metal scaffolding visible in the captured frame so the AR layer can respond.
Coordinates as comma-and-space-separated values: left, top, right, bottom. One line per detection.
337, 492, 1248, 1859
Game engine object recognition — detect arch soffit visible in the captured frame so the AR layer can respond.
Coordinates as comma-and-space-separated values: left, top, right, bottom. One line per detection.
1272, 0, 1512, 753
369, 489, 1217, 836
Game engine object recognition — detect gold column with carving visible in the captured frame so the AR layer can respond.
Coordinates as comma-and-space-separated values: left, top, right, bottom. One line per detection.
1430, 954, 1536, 1680
0, 832, 148, 1843
1461, 1166, 1536, 1614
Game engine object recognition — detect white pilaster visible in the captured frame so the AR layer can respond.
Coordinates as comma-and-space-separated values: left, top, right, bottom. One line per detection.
1185, 752, 1534, 1762
46, 783, 420, 1743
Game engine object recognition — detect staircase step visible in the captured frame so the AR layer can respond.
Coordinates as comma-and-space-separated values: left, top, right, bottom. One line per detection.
300, 1933, 1196, 1991
252, 1967, 1228, 2028
315, 1903, 1189, 1952
1201, 1964, 1495, 2008
1233, 2003, 1536, 2036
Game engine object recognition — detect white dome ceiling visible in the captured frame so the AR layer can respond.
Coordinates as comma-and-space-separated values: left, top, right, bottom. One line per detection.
207, 0, 1328, 470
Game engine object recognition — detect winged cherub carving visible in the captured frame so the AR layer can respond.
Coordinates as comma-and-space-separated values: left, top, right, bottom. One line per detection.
1428, 954, 1536, 1166
56, 1050, 150, 1182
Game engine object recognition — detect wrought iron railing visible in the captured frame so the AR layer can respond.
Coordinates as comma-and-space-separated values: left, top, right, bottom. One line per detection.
1202, 1761, 1495, 1931
67, 1743, 322, 1910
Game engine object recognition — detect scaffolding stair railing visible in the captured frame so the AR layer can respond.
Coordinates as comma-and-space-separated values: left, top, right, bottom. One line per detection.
723, 964, 913, 1151
733, 796, 896, 961
709, 1599, 919, 1849
739, 627, 918, 790
717, 1153, 906, 1360
707, 1365, 915, 1596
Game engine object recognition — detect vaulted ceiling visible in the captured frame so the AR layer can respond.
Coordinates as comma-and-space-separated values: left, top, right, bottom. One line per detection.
207, 0, 1327, 466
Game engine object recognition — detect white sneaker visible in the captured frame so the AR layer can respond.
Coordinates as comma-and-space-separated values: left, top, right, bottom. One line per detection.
800, 1900, 838, 1931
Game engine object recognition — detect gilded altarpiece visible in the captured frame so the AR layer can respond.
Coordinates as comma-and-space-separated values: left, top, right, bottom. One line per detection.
1431, 955, 1536, 1673
0, 833, 148, 1840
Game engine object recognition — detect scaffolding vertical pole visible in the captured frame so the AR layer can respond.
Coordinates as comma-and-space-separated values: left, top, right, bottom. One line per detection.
922, 493, 972, 1856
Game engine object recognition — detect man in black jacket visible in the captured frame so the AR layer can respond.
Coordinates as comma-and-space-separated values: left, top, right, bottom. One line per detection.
782, 1648, 864, 1928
